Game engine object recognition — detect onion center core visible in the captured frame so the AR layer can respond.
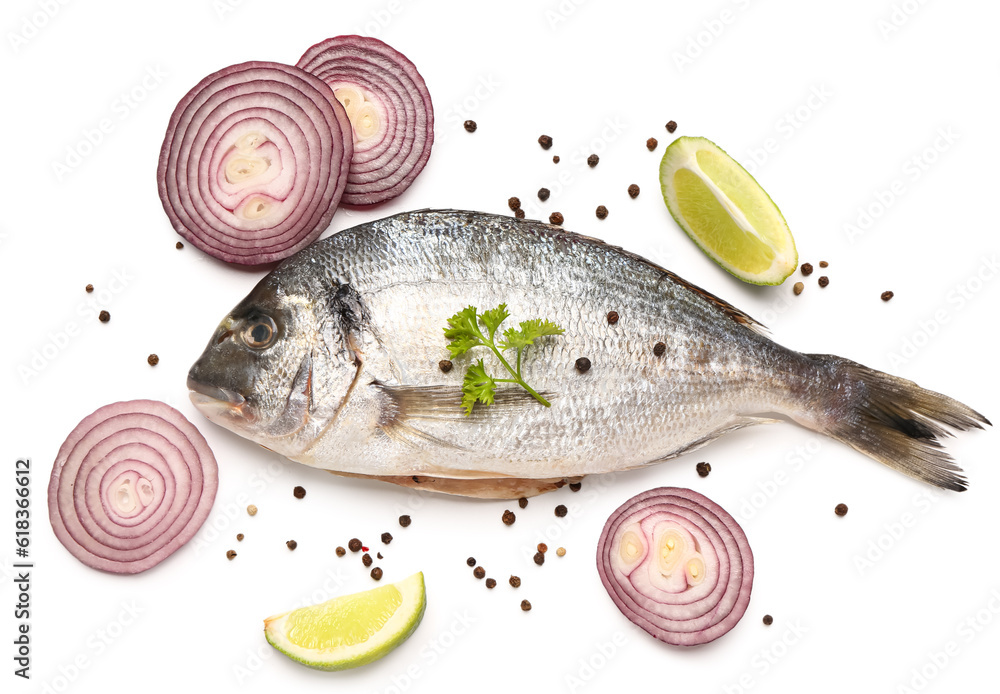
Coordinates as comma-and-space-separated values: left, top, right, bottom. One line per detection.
334, 86, 381, 141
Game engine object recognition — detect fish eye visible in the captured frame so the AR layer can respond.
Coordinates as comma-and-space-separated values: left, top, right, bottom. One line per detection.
242, 316, 276, 349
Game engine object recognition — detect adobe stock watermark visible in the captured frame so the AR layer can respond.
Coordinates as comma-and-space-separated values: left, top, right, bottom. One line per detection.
672, 0, 753, 73
190, 457, 287, 556
52, 65, 168, 182
233, 567, 348, 683
852, 488, 943, 576
896, 588, 1000, 693
743, 84, 834, 176
737, 436, 823, 521
843, 127, 959, 244
517, 117, 629, 223
877, 0, 931, 40
564, 632, 628, 692
373, 610, 477, 694
722, 620, 808, 693
544, 0, 591, 30
885, 254, 999, 369
7, 0, 71, 53
439, 74, 501, 144
38, 600, 144, 694
18, 268, 134, 384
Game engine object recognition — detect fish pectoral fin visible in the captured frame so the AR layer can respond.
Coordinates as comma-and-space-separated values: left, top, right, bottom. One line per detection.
643, 415, 779, 466
378, 420, 468, 451
373, 382, 556, 421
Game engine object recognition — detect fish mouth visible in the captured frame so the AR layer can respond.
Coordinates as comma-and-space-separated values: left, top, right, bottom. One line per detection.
187, 376, 255, 426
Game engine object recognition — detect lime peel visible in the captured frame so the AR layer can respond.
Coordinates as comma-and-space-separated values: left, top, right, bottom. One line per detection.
659, 136, 797, 286
264, 571, 426, 671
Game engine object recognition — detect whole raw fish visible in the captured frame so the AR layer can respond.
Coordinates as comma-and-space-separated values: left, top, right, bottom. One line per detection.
187, 210, 987, 497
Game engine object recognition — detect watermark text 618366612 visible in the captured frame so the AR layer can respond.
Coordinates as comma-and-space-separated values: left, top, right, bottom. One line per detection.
13, 458, 33, 680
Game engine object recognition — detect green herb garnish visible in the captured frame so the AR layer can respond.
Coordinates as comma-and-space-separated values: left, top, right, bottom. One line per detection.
444, 304, 564, 415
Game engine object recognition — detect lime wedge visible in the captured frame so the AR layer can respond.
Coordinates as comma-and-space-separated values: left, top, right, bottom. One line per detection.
659, 136, 797, 285
264, 571, 426, 671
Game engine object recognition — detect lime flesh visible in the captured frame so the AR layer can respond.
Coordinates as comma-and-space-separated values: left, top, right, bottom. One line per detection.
660, 136, 797, 285
264, 571, 426, 671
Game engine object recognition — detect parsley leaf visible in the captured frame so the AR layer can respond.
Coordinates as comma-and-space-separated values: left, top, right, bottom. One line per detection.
443, 303, 563, 415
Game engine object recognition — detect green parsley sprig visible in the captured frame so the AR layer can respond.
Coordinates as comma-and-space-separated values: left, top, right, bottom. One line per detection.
444, 303, 564, 415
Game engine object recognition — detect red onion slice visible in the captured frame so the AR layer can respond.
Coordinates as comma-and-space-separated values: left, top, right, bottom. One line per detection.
597, 487, 753, 646
297, 35, 434, 206
157, 61, 353, 265
48, 400, 219, 574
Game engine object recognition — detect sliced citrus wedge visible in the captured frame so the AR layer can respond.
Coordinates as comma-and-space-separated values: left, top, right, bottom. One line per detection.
659, 136, 797, 285
264, 571, 426, 671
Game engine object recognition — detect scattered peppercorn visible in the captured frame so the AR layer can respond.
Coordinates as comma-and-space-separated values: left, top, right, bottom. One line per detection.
467, 557, 477, 567
819, 260, 828, 268
696, 461, 712, 477
514, 208, 525, 219
463, 119, 477, 132
518, 497, 528, 509
538, 187, 550, 201
556, 547, 566, 557
438, 360, 453, 374
552, 155, 560, 163
85, 284, 94, 293
793, 282, 804, 296
348, 538, 362, 552
554, 504, 568, 517
818, 276, 829, 288
485, 578, 496, 589
502, 509, 516, 525
595, 205, 608, 220
371, 567, 383, 581
293, 485, 306, 499
587, 154, 599, 167
247, 504, 258, 516
575, 357, 591, 372
835, 503, 849, 516
226, 550, 237, 560
653, 342, 666, 357
646, 137, 658, 151
176, 241, 184, 250
237, 533, 244, 542
569, 481, 582, 492
474, 566, 486, 579
377, 552, 383, 559
521, 600, 532, 611
549, 212, 564, 225
98, 310, 110, 323
509, 575, 521, 588
533, 551, 545, 565
362, 553, 373, 567
508, 196, 521, 211
538, 134, 553, 149
286, 540, 297, 550
399, 514, 411, 527
147, 354, 159, 366
801, 263, 813, 276
537, 543, 548, 554
628, 183, 640, 199
607, 311, 619, 325
763, 614, 773, 626
666, 120, 678, 133
381, 532, 393, 544
881, 291, 894, 302
336, 546, 346, 557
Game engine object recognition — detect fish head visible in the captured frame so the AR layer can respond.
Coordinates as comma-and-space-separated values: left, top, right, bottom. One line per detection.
187, 271, 361, 456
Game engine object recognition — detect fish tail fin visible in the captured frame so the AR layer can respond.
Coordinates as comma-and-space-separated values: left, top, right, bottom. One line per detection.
797, 354, 989, 491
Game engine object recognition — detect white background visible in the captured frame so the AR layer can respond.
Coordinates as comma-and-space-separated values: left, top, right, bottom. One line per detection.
2, 0, 999, 692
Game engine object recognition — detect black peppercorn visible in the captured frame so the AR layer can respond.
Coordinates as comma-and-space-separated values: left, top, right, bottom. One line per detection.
371, 567, 383, 581
653, 342, 666, 357
399, 515, 411, 527
286, 540, 297, 550
575, 357, 591, 373
362, 553, 373, 567
439, 360, 453, 373
628, 183, 640, 199
587, 154, 599, 167
646, 137, 658, 151
348, 538, 362, 552
381, 532, 393, 544
537, 187, 550, 201
293, 485, 306, 499
502, 509, 516, 525
595, 205, 608, 220
549, 212, 564, 225
666, 120, 677, 133
835, 503, 849, 516
463, 120, 477, 132
607, 311, 619, 324
696, 462, 711, 477
538, 134, 553, 149
474, 566, 486, 579
518, 497, 528, 509
508, 196, 521, 211
467, 557, 476, 567
509, 575, 521, 588
533, 551, 545, 565
554, 504, 567, 517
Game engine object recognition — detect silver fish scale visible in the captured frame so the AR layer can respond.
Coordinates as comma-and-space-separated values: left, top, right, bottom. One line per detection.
278, 210, 798, 478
